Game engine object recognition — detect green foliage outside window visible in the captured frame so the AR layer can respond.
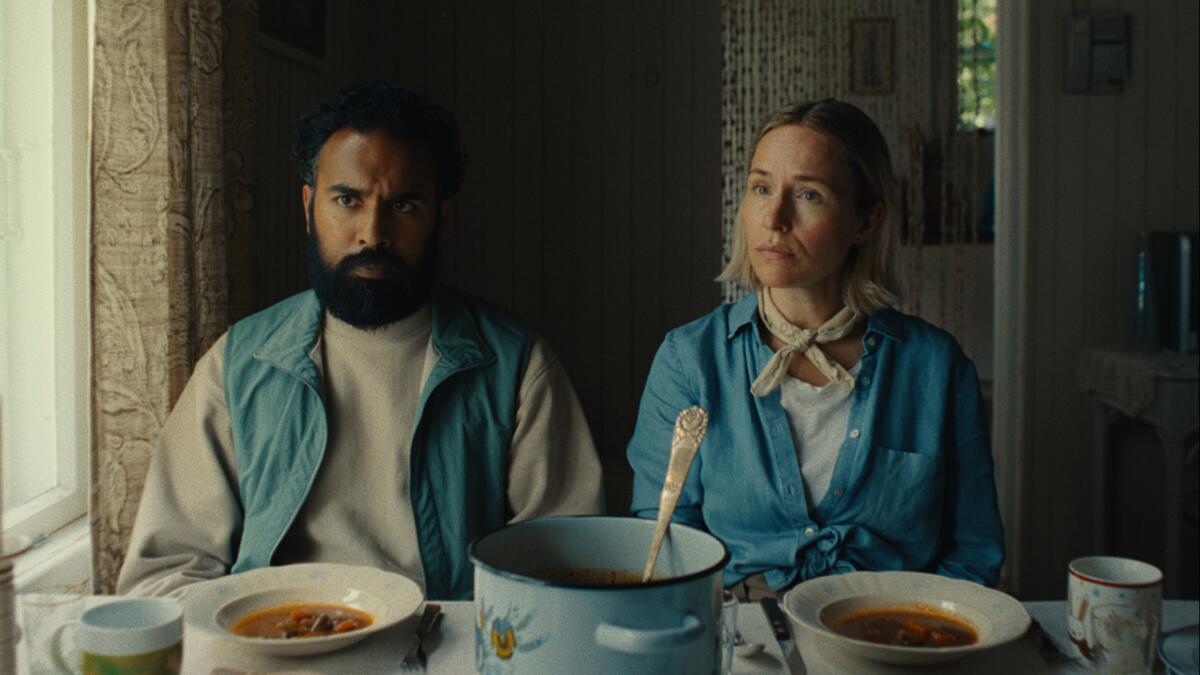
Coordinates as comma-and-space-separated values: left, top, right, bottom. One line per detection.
959, 0, 996, 130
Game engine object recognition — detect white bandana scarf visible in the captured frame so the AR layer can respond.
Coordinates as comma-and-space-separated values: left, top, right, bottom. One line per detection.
750, 289, 863, 397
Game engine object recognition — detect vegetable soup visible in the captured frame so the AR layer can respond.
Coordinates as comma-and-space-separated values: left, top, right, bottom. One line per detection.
232, 603, 373, 639
829, 606, 978, 647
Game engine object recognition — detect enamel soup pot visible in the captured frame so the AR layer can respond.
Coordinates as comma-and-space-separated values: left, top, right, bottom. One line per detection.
469, 516, 729, 674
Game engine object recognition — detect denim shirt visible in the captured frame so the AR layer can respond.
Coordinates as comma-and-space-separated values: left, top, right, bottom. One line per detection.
627, 294, 1004, 590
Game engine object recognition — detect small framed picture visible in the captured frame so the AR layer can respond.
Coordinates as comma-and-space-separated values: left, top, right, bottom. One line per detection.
850, 18, 895, 95
258, 0, 326, 70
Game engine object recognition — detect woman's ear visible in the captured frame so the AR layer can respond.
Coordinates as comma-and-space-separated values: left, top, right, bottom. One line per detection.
302, 184, 314, 234
854, 201, 886, 244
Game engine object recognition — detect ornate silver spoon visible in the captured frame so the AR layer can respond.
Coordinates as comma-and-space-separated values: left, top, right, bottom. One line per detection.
641, 406, 709, 582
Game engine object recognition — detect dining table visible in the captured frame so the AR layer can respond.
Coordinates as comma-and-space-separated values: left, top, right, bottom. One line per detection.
15, 593, 1199, 674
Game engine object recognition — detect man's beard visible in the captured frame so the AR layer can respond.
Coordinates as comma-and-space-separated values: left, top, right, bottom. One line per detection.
306, 217, 439, 329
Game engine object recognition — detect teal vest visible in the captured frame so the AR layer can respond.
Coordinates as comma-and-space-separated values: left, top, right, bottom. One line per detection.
222, 287, 532, 600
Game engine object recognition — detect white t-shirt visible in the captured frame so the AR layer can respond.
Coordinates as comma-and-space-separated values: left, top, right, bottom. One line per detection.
778, 362, 861, 511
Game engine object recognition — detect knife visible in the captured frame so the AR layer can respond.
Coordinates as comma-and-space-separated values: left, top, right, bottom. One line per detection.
761, 597, 807, 675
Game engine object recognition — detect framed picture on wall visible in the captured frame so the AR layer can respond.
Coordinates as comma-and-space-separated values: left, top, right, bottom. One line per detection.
850, 18, 895, 95
258, 0, 326, 70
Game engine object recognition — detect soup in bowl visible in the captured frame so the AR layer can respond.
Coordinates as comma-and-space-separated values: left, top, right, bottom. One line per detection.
184, 563, 423, 657
820, 597, 983, 647
783, 571, 1030, 666
230, 602, 374, 639
215, 586, 389, 655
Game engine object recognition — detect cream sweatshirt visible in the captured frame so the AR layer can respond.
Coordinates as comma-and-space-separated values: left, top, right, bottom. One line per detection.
117, 305, 603, 597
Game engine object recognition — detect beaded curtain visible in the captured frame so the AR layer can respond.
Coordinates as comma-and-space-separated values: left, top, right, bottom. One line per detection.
720, 0, 971, 340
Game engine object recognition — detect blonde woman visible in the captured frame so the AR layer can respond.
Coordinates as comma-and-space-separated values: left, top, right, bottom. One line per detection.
626, 100, 1003, 600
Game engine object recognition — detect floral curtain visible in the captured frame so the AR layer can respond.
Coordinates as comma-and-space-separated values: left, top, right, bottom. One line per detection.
90, 0, 257, 594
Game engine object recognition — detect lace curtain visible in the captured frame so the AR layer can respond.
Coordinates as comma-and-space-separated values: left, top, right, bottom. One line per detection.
90, 0, 257, 593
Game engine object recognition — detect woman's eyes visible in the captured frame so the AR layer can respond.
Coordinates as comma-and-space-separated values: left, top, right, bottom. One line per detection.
749, 184, 821, 201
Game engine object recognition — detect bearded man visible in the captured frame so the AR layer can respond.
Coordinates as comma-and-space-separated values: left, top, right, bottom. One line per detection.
118, 83, 604, 600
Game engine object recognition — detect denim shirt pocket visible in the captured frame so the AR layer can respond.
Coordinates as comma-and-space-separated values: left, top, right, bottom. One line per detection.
857, 446, 944, 544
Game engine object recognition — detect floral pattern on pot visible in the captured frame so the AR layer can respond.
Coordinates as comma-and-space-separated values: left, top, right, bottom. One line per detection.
475, 599, 547, 672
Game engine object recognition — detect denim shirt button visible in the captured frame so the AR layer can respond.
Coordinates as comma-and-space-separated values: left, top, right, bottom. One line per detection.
849, 428, 861, 439
803, 526, 816, 537
859, 375, 871, 386
866, 336, 878, 348
833, 488, 844, 498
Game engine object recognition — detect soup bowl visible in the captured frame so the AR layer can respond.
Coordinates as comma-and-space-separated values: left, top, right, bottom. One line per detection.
783, 571, 1030, 666
184, 563, 423, 657
469, 516, 729, 674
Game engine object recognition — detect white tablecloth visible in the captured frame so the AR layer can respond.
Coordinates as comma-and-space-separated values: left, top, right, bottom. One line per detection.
16, 596, 1199, 674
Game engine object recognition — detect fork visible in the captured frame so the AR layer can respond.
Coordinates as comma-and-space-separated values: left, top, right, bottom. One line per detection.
400, 603, 443, 670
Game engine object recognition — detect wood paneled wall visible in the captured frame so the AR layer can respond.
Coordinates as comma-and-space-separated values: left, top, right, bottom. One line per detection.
249, 0, 1198, 595
252, 1, 723, 512
1020, 0, 1199, 598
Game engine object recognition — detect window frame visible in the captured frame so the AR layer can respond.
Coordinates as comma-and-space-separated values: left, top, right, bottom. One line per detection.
958, 0, 998, 131
1, 0, 92, 544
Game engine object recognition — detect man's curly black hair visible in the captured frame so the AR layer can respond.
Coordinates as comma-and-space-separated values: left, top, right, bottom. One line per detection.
292, 82, 466, 202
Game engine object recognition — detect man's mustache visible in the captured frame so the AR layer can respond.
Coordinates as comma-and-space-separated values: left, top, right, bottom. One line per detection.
334, 248, 408, 279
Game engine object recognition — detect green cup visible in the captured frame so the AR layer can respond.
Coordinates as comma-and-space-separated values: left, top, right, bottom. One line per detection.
51, 597, 182, 674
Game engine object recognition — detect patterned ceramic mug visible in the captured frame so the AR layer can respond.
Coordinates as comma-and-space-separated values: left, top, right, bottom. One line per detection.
1067, 556, 1161, 675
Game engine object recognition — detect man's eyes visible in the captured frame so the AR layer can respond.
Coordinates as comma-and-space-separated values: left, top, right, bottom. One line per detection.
797, 189, 821, 202
332, 196, 419, 212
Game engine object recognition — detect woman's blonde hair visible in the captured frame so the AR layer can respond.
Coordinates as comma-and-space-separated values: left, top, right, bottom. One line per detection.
718, 99, 900, 314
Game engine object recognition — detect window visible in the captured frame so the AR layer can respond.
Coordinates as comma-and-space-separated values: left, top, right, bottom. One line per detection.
958, 0, 997, 130
1, 0, 91, 543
